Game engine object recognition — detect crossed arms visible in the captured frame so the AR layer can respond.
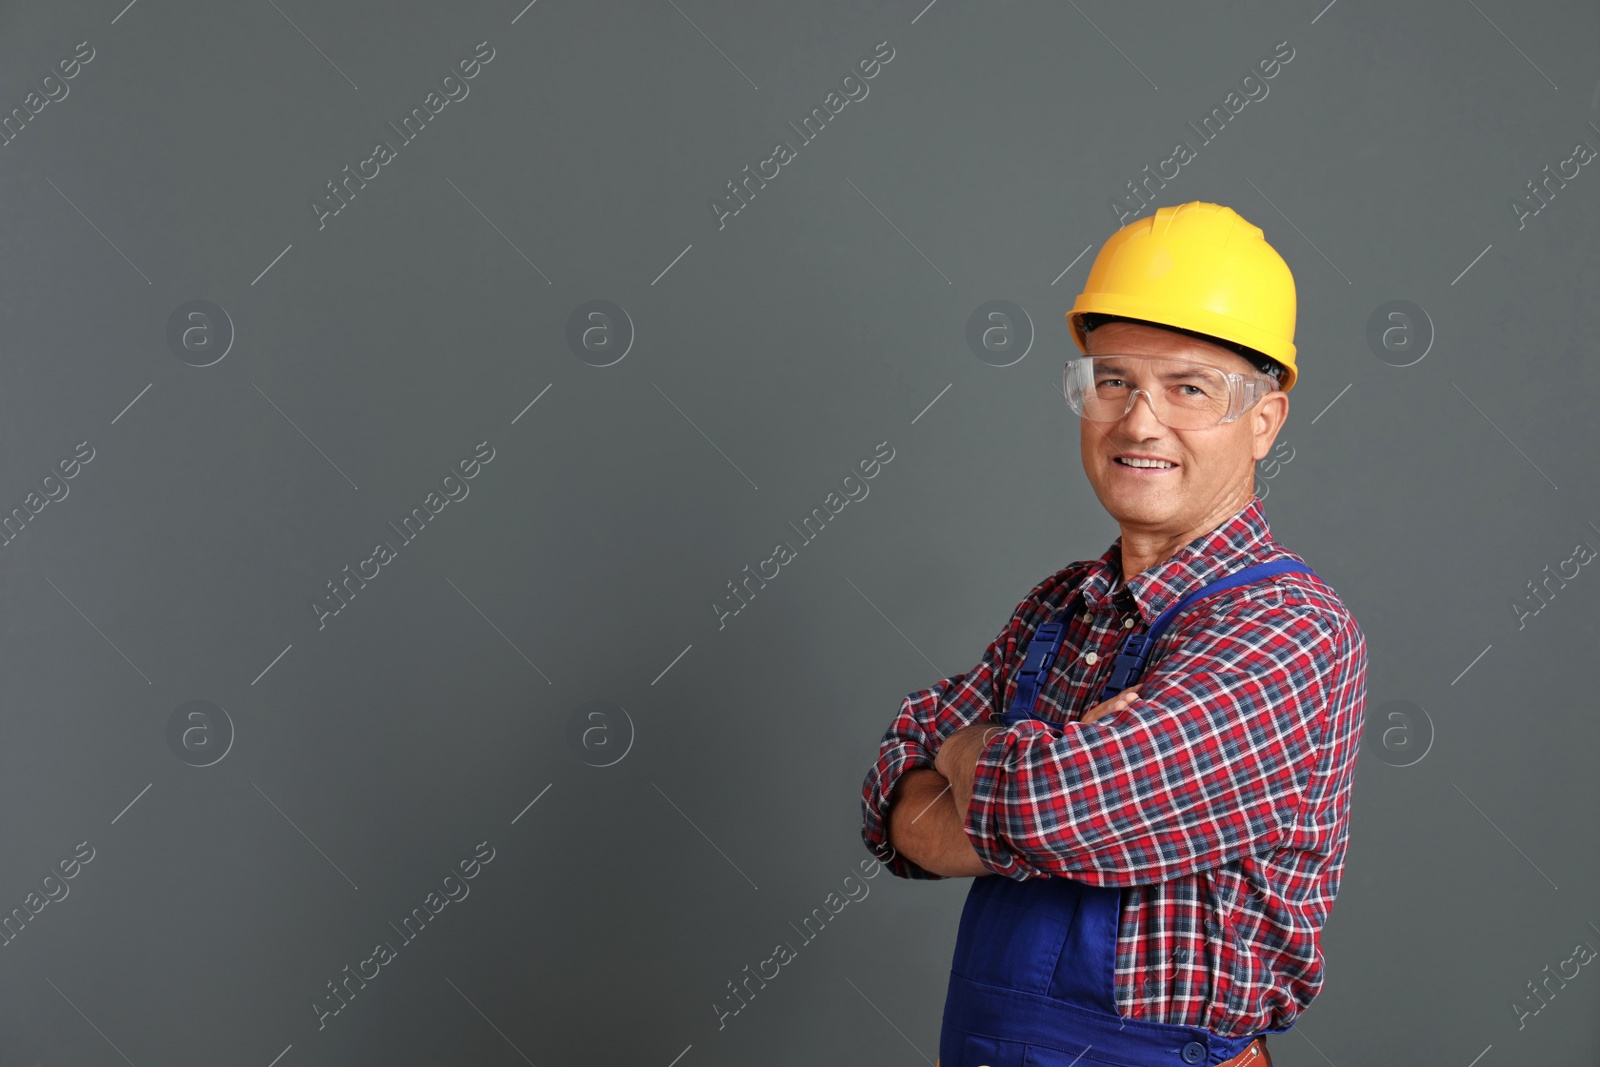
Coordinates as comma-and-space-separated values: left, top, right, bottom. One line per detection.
863, 577, 1362, 884
886, 688, 1140, 877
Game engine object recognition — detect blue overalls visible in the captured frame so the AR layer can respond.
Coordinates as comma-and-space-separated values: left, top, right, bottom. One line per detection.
937, 560, 1312, 1067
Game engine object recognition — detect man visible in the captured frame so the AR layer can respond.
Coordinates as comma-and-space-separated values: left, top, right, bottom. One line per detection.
860, 202, 1368, 1067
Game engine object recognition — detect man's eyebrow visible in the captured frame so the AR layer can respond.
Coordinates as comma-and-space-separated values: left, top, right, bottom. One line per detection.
1160, 367, 1216, 382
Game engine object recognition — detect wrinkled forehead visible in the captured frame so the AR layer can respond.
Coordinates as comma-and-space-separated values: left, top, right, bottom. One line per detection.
1088, 353, 1235, 379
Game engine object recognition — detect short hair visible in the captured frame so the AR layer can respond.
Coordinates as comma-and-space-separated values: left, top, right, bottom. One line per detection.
1078, 312, 1285, 387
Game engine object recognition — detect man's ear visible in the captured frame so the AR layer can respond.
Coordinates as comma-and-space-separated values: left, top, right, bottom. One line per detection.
1249, 391, 1289, 462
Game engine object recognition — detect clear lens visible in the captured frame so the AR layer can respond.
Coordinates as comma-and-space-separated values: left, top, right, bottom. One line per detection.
1064, 355, 1249, 429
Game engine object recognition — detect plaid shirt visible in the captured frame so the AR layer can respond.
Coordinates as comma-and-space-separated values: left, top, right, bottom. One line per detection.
859, 497, 1369, 1036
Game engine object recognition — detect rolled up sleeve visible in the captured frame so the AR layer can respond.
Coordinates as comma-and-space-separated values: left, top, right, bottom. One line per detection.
859, 708, 942, 880
964, 592, 1353, 885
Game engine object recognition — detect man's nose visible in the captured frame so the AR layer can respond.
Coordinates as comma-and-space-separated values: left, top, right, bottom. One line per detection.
1119, 388, 1167, 431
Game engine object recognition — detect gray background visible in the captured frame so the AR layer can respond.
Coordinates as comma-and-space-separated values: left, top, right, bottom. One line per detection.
0, 0, 1596, 1063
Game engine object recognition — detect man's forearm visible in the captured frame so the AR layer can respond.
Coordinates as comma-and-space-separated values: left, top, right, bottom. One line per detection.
887, 768, 991, 878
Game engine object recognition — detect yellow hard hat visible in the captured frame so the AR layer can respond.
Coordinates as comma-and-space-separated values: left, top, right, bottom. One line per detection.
1066, 202, 1299, 391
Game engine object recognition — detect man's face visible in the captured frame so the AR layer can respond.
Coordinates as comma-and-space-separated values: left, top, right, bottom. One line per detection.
1078, 320, 1288, 536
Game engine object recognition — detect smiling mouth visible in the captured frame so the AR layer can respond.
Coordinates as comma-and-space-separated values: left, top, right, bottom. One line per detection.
1114, 457, 1179, 470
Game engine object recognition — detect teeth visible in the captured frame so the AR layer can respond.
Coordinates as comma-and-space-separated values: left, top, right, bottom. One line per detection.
1119, 457, 1176, 468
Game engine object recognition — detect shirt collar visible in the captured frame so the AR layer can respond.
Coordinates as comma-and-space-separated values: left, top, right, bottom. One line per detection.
1078, 497, 1275, 624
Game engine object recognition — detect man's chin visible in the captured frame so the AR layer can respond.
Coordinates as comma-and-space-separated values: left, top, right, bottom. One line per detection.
1098, 487, 1181, 526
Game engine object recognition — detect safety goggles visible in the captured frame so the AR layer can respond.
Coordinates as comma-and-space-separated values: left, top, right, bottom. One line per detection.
1062, 354, 1278, 430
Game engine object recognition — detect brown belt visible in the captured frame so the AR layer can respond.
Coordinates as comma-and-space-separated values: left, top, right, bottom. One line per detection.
1218, 1036, 1272, 1067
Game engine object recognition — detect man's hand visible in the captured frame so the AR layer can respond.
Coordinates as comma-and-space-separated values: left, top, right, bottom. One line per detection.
934, 688, 1141, 817
1082, 686, 1140, 725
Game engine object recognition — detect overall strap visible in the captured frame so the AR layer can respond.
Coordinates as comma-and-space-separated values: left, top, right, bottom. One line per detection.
1001, 589, 1083, 727
1002, 559, 1315, 727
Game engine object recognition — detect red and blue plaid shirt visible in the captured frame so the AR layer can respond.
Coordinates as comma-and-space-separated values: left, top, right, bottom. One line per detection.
860, 497, 1369, 1037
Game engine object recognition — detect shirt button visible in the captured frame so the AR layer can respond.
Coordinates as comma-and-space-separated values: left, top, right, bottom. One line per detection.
1084, 652, 1099, 665
1123, 617, 1134, 628
1181, 1041, 1206, 1064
